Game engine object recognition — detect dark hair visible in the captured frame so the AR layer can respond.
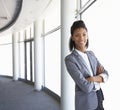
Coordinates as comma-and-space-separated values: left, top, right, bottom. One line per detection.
69, 20, 89, 51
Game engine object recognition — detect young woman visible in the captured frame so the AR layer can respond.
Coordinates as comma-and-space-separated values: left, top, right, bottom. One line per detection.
65, 20, 109, 110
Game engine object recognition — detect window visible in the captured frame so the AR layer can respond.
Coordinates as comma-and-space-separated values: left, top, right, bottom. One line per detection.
81, 0, 118, 109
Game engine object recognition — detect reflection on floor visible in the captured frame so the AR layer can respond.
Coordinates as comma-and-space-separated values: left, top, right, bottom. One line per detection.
0, 76, 60, 110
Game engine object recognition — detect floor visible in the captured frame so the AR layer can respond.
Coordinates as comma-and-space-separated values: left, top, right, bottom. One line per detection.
0, 76, 60, 110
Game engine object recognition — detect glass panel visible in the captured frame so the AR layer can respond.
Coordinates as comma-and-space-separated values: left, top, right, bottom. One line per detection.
0, 44, 12, 76
32, 41, 34, 82
82, 0, 116, 109
0, 34, 12, 44
30, 23, 34, 38
81, 0, 90, 7
26, 42, 30, 81
0, 34, 12, 76
19, 42, 25, 79
19, 31, 25, 42
45, 30, 61, 96
25, 26, 31, 39
44, 0, 60, 33
24, 41, 34, 82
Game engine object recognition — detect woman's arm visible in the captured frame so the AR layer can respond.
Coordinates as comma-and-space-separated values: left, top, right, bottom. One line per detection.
65, 55, 95, 93
86, 66, 104, 83
87, 51, 109, 83
86, 75, 103, 83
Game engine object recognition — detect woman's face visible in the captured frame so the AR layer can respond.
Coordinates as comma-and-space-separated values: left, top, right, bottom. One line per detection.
72, 28, 88, 50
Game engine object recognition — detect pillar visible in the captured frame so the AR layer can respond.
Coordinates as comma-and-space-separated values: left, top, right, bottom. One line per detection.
12, 32, 20, 81
34, 19, 45, 91
61, 0, 77, 110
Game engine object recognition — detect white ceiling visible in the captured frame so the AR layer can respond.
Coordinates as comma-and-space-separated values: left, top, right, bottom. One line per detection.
0, 0, 52, 36
0, 0, 21, 32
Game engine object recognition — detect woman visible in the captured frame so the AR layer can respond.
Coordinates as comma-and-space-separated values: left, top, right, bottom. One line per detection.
65, 20, 109, 110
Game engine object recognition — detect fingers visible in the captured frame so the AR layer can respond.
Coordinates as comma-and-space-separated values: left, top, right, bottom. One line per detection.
97, 66, 104, 75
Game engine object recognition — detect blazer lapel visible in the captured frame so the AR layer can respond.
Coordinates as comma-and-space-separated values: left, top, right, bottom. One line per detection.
86, 51, 96, 76
72, 50, 90, 73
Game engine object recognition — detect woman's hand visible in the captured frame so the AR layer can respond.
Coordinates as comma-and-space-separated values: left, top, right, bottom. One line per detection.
86, 66, 104, 83
86, 77, 95, 82
86, 76, 103, 83
97, 65, 104, 75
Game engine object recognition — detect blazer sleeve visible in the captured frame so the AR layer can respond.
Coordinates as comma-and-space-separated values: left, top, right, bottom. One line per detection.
89, 51, 109, 82
65, 55, 95, 93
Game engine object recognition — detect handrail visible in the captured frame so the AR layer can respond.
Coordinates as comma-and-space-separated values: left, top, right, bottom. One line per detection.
42, 25, 61, 37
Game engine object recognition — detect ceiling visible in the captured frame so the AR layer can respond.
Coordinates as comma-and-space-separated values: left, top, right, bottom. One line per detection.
0, 0, 22, 32
0, 0, 52, 36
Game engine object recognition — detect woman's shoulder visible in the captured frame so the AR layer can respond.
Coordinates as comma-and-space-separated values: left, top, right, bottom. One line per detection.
65, 51, 77, 61
65, 52, 74, 60
86, 50, 95, 56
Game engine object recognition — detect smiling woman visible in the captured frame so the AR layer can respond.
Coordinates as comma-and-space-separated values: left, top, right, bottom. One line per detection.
0, 0, 23, 32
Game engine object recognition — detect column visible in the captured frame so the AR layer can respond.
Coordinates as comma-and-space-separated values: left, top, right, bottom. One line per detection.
34, 19, 45, 91
61, 0, 76, 110
12, 32, 20, 81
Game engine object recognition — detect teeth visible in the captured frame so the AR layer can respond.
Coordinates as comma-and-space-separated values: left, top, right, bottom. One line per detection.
80, 41, 84, 43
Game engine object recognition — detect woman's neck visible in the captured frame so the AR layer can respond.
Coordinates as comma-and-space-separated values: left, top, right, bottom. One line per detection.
75, 47, 86, 53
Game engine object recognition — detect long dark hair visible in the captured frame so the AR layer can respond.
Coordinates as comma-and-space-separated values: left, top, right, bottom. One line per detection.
69, 20, 89, 51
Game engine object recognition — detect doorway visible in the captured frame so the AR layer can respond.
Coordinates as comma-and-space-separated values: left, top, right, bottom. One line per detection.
24, 39, 34, 83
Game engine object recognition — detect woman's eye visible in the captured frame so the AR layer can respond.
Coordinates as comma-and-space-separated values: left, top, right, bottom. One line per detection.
83, 33, 86, 36
74, 34, 79, 37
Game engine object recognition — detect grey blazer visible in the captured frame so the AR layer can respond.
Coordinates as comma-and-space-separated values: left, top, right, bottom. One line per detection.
65, 50, 109, 110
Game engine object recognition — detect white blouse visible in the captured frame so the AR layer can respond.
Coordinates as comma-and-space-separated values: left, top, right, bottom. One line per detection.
75, 49, 100, 91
